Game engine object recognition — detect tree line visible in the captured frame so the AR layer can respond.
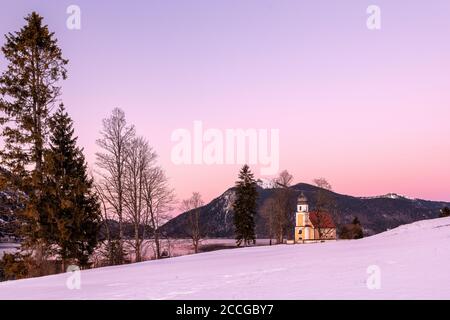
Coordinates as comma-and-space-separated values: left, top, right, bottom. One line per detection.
0, 12, 192, 280
0, 12, 212, 281
95, 107, 175, 263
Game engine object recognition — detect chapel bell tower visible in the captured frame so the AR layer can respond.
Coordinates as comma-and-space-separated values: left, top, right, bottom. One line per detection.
297, 192, 308, 213
295, 192, 309, 243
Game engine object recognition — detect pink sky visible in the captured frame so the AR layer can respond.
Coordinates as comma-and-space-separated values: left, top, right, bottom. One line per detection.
1, 0, 449, 205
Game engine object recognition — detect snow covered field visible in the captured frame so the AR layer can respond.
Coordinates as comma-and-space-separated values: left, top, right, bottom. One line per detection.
0, 217, 449, 299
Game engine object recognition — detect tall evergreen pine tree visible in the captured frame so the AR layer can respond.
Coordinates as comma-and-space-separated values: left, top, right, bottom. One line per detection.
44, 105, 100, 269
0, 12, 68, 258
233, 165, 258, 246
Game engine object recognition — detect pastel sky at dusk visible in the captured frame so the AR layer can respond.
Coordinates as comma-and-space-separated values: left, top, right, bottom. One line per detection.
1, 0, 449, 206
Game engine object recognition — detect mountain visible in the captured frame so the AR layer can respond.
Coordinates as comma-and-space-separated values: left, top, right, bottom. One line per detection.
161, 183, 450, 238
2, 217, 450, 299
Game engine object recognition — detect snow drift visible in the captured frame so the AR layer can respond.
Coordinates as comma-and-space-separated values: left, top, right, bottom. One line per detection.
1, 217, 449, 299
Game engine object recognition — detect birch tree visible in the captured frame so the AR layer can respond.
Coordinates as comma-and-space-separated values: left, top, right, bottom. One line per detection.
95, 108, 135, 263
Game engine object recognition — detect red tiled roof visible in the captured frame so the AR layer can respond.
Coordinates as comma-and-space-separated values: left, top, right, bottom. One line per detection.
309, 211, 336, 228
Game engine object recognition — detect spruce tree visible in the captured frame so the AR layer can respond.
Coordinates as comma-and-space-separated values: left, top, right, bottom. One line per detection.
44, 105, 100, 269
233, 165, 258, 246
0, 12, 68, 257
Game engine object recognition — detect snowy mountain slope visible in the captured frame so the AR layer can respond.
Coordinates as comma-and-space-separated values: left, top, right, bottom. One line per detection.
1, 217, 450, 299
256, 178, 278, 189
359, 193, 414, 200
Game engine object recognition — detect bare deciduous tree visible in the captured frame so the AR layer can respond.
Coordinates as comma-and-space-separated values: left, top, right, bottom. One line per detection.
271, 170, 295, 243
95, 108, 135, 263
312, 177, 336, 239
94, 182, 119, 266
142, 166, 175, 259
260, 197, 277, 245
180, 192, 204, 254
313, 178, 332, 192
123, 136, 156, 262
275, 170, 294, 188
